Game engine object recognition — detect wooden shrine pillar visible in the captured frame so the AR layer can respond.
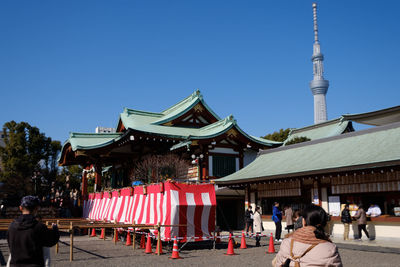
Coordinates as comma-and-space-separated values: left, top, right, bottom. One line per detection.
81, 169, 88, 201
94, 164, 102, 192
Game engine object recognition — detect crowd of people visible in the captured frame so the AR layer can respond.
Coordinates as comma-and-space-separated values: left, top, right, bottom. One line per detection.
246, 203, 343, 266
43, 182, 81, 218
243, 202, 383, 266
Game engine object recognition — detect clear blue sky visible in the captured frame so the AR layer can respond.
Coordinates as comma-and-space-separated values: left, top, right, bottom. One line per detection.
1, 0, 399, 143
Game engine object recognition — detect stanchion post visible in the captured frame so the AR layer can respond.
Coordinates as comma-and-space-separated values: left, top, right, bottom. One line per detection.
157, 222, 161, 256
114, 228, 117, 245
70, 222, 74, 262
132, 220, 136, 251
56, 220, 60, 254
213, 230, 216, 250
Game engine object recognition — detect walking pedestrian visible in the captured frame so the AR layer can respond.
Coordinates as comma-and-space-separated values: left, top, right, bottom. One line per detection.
284, 206, 294, 233
7, 196, 60, 267
293, 210, 303, 230
366, 204, 381, 217
340, 204, 352, 241
244, 206, 254, 234
353, 204, 370, 240
272, 202, 282, 242
272, 205, 343, 267
253, 206, 263, 247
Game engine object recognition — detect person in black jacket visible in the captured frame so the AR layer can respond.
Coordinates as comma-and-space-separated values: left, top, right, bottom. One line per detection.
341, 204, 352, 241
244, 206, 254, 234
7, 196, 60, 267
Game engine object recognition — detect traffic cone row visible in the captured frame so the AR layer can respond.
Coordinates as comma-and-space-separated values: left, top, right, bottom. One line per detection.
267, 233, 276, 254
100, 228, 105, 239
125, 232, 132, 246
145, 233, 152, 254
90, 228, 96, 237
170, 236, 181, 259
240, 231, 247, 249
225, 233, 237, 256
155, 239, 164, 254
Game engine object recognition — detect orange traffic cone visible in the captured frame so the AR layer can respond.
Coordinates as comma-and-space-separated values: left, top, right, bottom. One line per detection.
154, 239, 165, 254
145, 233, 152, 254
267, 233, 276, 254
140, 234, 146, 249
216, 231, 221, 243
90, 228, 96, 237
126, 232, 132, 246
225, 233, 237, 255
240, 232, 247, 249
170, 236, 182, 259
100, 228, 105, 239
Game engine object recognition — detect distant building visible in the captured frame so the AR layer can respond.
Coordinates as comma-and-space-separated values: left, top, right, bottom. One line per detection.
95, 127, 116, 133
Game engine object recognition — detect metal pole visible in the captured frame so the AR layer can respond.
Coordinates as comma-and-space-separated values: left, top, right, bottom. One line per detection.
70, 222, 73, 262
132, 220, 136, 251
157, 223, 161, 256
56, 220, 59, 254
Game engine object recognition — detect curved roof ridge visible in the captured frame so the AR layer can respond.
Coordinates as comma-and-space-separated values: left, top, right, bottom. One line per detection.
153, 89, 221, 125
199, 115, 236, 131
123, 107, 163, 117
69, 132, 122, 138
291, 117, 343, 134
161, 89, 202, 115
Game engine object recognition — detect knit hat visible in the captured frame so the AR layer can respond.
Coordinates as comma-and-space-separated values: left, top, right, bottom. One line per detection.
20, 196, 40, 209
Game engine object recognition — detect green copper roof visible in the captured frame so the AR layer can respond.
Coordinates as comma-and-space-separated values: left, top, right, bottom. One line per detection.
283, 118, 353, 145
123, 114, 281, 146
155, 89, 221, 124
118, 90, 221, 128
59, 90, 280, 165
67, 132, 123, 151
217, 122, 400, 184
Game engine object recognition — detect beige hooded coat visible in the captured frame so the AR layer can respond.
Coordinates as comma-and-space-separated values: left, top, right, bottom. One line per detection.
253, 211, 262, 233
273, 234, 342, 267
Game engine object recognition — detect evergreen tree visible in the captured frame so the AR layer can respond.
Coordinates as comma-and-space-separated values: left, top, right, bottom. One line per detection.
262, 128, 291, 142
262, 128, 311, 145
0, 121, 61, 203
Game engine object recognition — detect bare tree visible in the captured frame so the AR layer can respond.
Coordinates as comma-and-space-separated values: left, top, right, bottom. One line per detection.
131, 154, 189, 183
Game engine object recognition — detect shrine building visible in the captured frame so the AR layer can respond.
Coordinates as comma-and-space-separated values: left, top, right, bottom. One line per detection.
58, 90, 281, 196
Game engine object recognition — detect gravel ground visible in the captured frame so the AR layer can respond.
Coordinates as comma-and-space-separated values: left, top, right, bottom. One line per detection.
1, 235, 400, 267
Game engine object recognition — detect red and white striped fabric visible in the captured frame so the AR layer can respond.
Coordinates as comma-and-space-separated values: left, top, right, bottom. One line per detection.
82, 181, 216, 242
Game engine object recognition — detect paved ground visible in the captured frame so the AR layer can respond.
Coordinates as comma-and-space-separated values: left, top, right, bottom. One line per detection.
1, 232, 400, 267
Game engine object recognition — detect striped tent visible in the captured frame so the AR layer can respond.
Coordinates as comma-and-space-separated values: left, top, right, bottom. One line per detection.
83, 181, 216, 242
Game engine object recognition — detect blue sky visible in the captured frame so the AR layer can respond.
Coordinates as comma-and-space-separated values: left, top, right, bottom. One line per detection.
1, 0, 399, 142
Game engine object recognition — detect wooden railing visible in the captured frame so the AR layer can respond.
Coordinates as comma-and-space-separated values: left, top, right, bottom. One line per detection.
0, 218, 185, 261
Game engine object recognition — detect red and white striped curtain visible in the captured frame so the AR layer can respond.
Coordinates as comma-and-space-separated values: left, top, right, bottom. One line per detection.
83, 181, 216, 242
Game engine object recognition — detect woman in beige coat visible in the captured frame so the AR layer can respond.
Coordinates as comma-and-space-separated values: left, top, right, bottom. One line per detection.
253, 206, 263, 247
273, 205, 342, 267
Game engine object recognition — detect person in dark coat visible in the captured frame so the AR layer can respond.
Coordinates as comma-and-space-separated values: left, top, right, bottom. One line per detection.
272, 202, 283, 241
7, 196, 60, 267
340, 204, 352, 240
244, 206, 254, 234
